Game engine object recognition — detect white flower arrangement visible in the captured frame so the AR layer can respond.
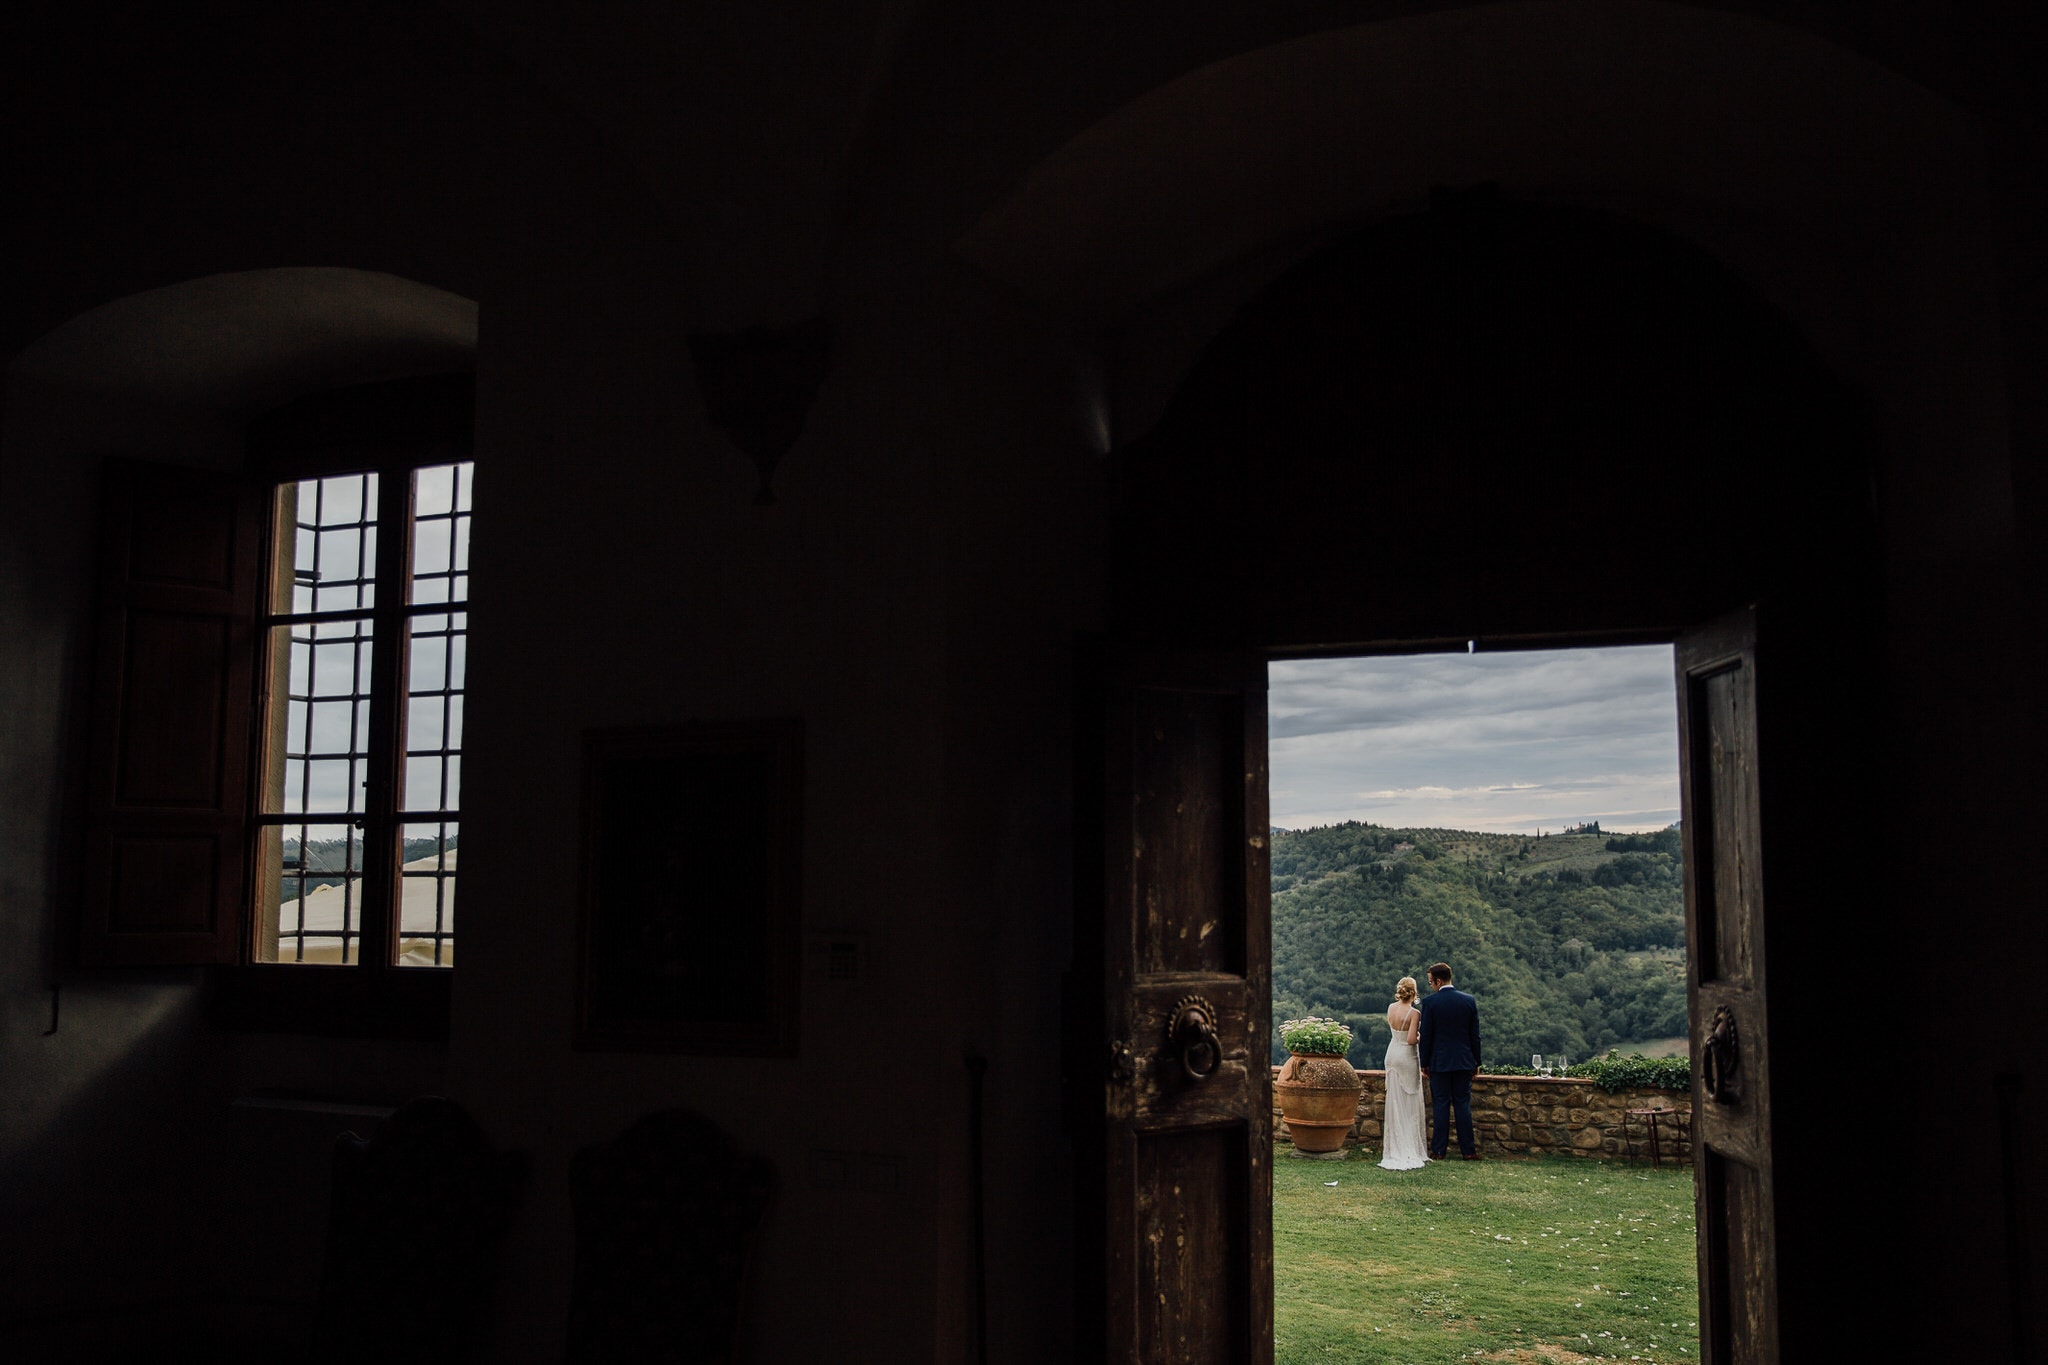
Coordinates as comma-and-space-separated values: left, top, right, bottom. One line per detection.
1278, 1016, 1353, 1056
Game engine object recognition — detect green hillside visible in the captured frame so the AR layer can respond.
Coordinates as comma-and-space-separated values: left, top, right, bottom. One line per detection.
1271, 822, 1687, 1068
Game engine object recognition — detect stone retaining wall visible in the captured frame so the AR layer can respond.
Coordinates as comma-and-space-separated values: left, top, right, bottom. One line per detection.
1271, 1067, 1691, 1161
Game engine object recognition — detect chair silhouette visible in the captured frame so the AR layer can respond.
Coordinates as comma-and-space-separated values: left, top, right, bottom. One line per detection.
564, 1109, 774, 1363
314, 1096, 527, 1364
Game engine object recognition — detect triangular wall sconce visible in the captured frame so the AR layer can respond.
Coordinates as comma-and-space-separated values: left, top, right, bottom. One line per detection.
687, 318, 833, 506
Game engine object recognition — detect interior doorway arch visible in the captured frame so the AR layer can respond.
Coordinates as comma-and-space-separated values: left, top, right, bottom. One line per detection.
1081, 195, 1882, 1364
1111, 193, 1874, 648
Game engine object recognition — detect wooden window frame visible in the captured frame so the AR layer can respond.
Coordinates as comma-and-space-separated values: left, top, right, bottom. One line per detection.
73, 374, 475, 1037
212, 443, 469, 1036
249, 451, 470, 966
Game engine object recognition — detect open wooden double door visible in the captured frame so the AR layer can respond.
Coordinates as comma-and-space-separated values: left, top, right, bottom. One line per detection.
1076, 611, 1778, 1364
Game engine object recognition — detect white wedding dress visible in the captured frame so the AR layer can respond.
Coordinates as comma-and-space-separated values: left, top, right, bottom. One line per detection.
1379, 1014, 1429, 1171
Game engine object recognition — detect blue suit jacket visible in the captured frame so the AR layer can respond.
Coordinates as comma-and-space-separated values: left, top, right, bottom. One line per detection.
1418, 985, 1482, 1072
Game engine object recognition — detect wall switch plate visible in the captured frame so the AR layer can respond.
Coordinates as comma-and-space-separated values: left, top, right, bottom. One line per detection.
805, 931, 866, 982
807, 1148, 904, 1193
807, 1150, 851, 1188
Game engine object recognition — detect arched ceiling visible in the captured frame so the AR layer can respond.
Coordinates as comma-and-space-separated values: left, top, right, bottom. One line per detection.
954, 0, 1984, 323
0, 0, 2031, 357
9, 268, 477, 416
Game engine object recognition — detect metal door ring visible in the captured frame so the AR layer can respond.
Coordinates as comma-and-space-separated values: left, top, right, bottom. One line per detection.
1168, 995, 1222, 1083
1702, 1005, 1740, 1104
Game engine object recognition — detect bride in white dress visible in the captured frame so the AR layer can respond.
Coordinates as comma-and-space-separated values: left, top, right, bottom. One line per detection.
1379, 976, 1429, 1170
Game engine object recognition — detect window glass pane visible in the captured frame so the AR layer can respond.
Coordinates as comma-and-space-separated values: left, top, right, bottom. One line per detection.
314, 583, 362, 614
307, 759, 356, 811
408, 694, 445, 751
261, 821, 362, 964
288, 632, 312, 694
405, 756, 443, 813
397, 821, 456, 968
279, 473, 379, 614
319, 473, 370, 525
264, 624, 374, 817
256, 462, 472, 972
309, 700, 355, 754
399, 600, 464, 819
313, 617, 362, 639
414, 516, 453, 576
312, 640, 361, 696
415, 465, 454, 516
410, 462, 472, 607
318, 527, 362, 581
278, 474, 374, 603
411, 634, 448, 693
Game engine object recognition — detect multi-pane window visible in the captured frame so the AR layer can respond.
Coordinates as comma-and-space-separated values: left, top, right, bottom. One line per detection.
255, 461, 473, 967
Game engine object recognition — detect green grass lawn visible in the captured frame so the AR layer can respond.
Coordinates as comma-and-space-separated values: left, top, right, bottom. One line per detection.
1274, 1150, 1699, 1364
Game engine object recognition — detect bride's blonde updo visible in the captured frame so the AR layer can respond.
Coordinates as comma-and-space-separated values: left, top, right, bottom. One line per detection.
1395, 977, 1418, 1004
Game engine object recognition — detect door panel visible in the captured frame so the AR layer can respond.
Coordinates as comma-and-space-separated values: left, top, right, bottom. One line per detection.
1134, 1126, 1251, 1365
1131, 685, 1246, 976
81, 460, 264, 966
1690, 662, 1762, 987
1676, 609, 1777, 1365
1082, 645, 1272, 1365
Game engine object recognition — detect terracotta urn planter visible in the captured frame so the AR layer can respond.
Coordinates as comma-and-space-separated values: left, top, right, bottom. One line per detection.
1275, 1052, 1362, 1153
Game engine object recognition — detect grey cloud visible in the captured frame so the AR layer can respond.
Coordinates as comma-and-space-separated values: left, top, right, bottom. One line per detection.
1270, 646, 1680, 833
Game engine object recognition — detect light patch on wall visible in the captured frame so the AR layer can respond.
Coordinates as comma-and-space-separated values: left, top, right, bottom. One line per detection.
0, 982, 192, 1165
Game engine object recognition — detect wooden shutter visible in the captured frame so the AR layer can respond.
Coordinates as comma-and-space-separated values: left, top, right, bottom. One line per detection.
1675, 608, 1779, 1364
1077, 644, 1273, 1365
79, 459, 265, 965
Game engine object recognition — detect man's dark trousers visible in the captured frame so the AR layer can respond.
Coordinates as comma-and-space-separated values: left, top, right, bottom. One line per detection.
1429, 1070, 1476, 1158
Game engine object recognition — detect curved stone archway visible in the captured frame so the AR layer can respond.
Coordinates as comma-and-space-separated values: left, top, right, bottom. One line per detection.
9, 267, 476, 421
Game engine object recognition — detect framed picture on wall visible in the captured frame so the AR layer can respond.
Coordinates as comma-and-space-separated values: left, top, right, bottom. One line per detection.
574, 719, 803, 1054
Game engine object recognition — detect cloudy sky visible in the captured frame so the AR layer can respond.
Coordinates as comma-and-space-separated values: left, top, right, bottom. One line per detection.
1269, 646, 1680, 834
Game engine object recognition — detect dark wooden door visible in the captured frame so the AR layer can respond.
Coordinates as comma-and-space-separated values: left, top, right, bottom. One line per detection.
1077, 645, 1273, 1365
1674, 609, 1779, 1365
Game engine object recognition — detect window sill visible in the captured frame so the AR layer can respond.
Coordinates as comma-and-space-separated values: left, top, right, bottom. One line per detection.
204, 963, 451, 1040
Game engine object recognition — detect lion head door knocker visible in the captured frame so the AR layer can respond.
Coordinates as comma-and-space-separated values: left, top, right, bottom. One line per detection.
1701, 1005, 1741, 1104
1168, 995, 1222, 1083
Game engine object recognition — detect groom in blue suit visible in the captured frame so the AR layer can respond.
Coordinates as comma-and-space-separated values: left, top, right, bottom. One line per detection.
1417, 961, 1483, 1160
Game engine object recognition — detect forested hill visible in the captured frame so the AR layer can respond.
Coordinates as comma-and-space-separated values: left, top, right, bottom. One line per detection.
1271, 822, 1687, 1068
